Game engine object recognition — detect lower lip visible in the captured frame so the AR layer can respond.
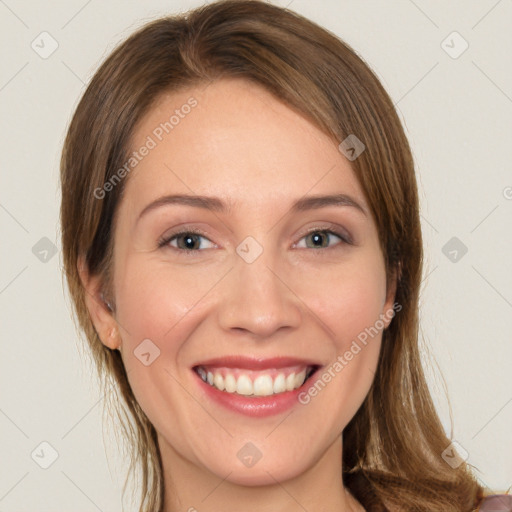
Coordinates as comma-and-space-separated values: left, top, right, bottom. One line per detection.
193, 369, 318, 418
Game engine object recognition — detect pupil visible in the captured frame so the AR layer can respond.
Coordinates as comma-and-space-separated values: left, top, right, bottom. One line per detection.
182, 234, 198, 249
311, 232, 326, 247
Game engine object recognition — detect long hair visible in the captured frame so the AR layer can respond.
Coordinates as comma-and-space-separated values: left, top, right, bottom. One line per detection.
60, 1, 485, 510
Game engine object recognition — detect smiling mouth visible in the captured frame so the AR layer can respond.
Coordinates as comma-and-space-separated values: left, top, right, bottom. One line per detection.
193, 365, 318, 397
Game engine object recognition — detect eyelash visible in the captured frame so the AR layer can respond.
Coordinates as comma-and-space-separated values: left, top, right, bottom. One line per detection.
157, 226, 352, 255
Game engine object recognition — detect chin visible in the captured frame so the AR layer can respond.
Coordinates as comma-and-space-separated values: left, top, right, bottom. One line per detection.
201, 447, 315, 487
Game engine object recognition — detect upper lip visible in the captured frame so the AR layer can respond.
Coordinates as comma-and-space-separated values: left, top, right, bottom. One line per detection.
192, 356, 322, 371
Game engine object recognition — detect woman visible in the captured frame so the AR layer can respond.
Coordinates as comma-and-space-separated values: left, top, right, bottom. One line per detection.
60, 1, 501, 510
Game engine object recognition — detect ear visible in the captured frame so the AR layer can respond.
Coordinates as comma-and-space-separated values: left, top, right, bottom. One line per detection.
77, 256, 122, 350
381, 264, 399, 329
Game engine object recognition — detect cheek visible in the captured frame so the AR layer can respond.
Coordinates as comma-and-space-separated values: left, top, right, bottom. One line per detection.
294, 267, 385, 431
296, 254, 387, 346
111, 256, 216, 454
294, 255, 386, 406
113, 254, 218, 341
111, 255, 223, 423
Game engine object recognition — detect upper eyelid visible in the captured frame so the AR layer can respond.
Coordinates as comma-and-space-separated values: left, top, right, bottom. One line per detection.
299, 225, 350, 239
158, 227, 214, 247
293, 228, 351, 247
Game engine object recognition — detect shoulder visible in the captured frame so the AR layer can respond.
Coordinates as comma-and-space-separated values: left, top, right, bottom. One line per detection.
475, 494, 512, 511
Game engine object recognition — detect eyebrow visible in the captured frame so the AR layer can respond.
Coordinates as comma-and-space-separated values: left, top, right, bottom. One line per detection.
137, 193, 367, 221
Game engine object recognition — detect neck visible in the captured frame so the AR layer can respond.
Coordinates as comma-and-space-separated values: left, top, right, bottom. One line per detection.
159, 434, 363, 512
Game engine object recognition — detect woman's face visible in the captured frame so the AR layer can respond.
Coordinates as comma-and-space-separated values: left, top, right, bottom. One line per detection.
97, 79, 396, 485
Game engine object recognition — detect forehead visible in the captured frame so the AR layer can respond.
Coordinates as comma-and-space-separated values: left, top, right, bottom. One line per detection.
120, 78, 367, 217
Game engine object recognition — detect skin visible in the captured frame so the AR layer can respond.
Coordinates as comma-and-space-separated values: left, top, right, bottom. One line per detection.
82, 78, 396, 512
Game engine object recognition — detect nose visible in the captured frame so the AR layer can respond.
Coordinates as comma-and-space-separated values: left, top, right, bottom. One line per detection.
216, 249, 302, 339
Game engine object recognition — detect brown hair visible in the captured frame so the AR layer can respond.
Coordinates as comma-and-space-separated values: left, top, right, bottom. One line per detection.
60, 1, 486, 510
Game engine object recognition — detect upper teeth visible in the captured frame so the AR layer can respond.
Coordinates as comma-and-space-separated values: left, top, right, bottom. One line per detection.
196, 367, 310, 396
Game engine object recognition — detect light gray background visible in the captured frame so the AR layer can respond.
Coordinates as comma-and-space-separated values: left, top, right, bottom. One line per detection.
1, 0, 511, 510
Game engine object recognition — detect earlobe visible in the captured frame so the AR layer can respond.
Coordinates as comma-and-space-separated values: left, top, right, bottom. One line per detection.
77, 256, 121, 350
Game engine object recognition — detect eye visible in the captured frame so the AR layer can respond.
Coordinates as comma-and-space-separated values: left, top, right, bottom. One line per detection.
158, 230, 216, 251
158, 227, 351, 253
295, 229, 350, 249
